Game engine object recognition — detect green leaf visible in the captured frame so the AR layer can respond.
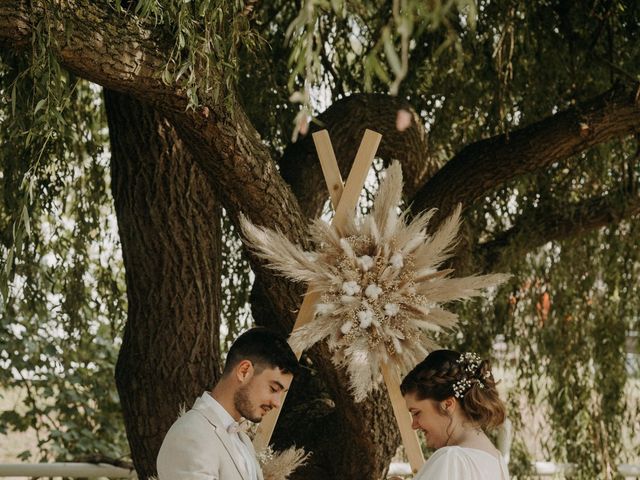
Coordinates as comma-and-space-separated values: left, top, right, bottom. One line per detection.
34, 98, 47, 115
161, 68, 172, 85
17, 450, 32, 461
4, 248, 14, 277
382, 28, 402, 77
175, 62, 191, 82
370, 56, 390, 84
198, 0, 211, 16
21, 205, 31, 237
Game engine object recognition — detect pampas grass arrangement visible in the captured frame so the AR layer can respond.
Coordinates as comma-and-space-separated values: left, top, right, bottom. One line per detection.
257, 446, 310, 480
241, 161, 509, 401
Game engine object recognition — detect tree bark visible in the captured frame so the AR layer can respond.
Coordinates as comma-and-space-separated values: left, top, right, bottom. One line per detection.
105, 90, 222, 479
280, 93, 434, 219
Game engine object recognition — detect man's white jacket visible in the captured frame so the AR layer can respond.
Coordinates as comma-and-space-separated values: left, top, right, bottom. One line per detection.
157, 393, 264, 480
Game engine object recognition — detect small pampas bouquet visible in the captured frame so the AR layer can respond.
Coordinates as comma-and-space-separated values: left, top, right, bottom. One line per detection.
241, 161, 509, 401
257, 446, 310, 480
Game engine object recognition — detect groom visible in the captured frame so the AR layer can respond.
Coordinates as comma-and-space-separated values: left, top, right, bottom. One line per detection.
157, 327, 299, 480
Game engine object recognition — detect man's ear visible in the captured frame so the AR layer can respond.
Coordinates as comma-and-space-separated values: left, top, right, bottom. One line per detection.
235, 359, 254, 383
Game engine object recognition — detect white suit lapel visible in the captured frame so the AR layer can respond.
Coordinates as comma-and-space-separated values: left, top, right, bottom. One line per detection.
239, 431, 263, 480
192, 395, 251, 480
214, 428, 251, 480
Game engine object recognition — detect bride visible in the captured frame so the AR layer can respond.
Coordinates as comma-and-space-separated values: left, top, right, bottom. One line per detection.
396, 350, 510, 479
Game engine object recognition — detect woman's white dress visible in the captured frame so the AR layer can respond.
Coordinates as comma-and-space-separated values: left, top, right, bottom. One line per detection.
414, 446, 510, 480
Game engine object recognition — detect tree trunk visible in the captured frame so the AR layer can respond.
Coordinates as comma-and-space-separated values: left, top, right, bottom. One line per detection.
105, 90, 222, 478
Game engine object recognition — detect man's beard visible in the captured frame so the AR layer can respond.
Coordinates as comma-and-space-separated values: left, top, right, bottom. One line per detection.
233, 385, 265, 423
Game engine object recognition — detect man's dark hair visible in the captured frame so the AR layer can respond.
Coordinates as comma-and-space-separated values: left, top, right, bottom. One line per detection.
223, 327, 299, 376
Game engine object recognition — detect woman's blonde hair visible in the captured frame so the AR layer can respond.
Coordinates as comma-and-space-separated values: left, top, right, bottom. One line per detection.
400, 349, 506, 430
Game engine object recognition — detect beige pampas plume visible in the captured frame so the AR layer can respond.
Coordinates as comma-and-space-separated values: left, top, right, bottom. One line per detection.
257, 446, 310, 480
239, 217, 327, 286
241, 160, 510, 401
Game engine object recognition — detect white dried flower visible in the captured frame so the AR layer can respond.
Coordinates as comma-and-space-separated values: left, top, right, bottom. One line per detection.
340, 295, 359, 304
340, 320, 353, 335
390, 252, 404, 268
357, 255, 374, 272
315, 303, 335, 316
342, 281, 361, 296
365, 283, 383, 300
339, 238, 355, 258
384, 303, 400, 317
357, 309, 374, 329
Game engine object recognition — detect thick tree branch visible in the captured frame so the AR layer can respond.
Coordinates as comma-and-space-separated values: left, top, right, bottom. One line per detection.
1, 1, 187, 110
280, 93, 434, 219
411, 83, 640, 221
0, 3, 317, 322
0, 1, 307, 239
477, 187, 640, 270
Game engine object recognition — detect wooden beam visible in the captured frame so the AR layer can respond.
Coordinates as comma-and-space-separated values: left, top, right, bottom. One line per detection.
381, 363, 425, 472
253, 130, 379, 451
254, 130, 425, 476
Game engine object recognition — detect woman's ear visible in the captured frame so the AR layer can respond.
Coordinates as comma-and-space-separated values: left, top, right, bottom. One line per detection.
441, 396, 456, 413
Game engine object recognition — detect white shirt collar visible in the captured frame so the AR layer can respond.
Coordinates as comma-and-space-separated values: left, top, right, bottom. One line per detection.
202, 392, 238, 430
202, 392, 257, 480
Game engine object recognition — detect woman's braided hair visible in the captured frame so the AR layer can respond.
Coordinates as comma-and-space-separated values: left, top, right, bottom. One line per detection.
400, 349, 506, 430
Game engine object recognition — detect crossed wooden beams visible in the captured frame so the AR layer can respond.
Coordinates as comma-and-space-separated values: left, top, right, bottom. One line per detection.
252, 129, 425, 473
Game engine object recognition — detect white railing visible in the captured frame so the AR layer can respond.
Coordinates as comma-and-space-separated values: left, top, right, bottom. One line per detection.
620, 464, 640, 477
0, 462, 136, 478
0, 460, 637, 478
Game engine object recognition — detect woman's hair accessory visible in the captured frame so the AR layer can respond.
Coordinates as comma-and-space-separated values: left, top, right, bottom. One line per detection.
458, 352, 482, 373
452, 352, 486, 398
452, 377, 472, 398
